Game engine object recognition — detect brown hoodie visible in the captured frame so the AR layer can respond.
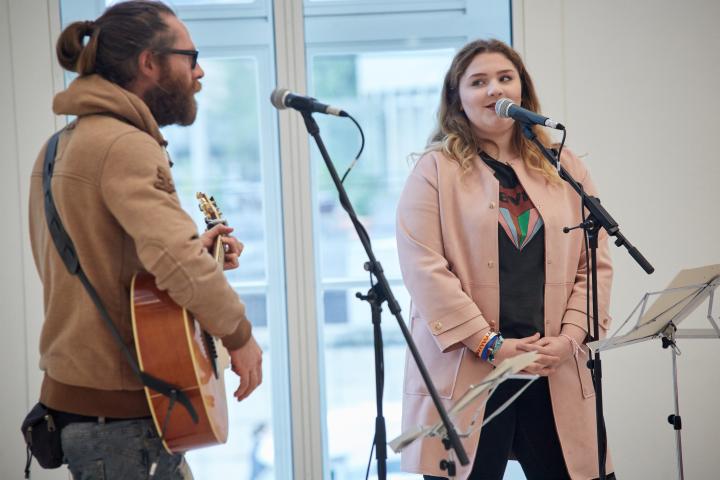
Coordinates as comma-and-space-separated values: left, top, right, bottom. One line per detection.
29, 74, 251, 417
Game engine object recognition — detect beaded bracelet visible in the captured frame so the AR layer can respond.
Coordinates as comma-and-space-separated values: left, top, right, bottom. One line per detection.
474, 331, 493, 357
487, 334, 504, 363
480, 334, 498, 361
560, 333, 584, 358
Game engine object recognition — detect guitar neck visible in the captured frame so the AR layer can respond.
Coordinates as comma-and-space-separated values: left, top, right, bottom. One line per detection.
212, 236, 224, 265
197, 192, 227, 268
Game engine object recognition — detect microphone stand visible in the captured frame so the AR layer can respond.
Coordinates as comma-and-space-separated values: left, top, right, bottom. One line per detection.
300, 111, 469, 479
520, 124, 654, 480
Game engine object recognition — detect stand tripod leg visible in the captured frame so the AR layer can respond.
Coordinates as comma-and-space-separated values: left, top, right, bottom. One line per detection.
669, 345, 684, 480
440, 438, 457, 479
358, 284, 387, 480
662, 324, 685, 480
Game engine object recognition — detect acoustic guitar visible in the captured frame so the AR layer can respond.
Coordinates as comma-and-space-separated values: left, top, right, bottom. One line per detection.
130, 192, 231, 453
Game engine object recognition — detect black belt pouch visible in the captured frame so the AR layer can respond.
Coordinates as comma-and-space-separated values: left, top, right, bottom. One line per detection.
21, 403, 64, 470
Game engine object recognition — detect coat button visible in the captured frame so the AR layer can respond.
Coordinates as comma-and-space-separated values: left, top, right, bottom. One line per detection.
547, 259, 552, 265
433, 321, 443, 332
489, 201, 496, 209
488, 260, 495, 268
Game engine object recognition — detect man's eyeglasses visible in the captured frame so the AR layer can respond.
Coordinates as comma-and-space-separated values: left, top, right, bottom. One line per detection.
157, 49, 199, 69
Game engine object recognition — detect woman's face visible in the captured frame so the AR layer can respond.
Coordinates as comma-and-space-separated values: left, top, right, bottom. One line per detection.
458, 52, 522, 140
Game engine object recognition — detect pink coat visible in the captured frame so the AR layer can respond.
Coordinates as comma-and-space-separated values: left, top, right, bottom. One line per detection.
396, 148, 613, 479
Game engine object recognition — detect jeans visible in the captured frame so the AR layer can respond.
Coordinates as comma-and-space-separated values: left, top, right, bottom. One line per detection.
61, 418, 193, 480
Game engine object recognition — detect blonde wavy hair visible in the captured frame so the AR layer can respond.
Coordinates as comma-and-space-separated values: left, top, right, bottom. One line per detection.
426, 39, 560, 183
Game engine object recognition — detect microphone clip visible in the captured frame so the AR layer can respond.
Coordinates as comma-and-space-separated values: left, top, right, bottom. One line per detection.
563, 219, 595, 234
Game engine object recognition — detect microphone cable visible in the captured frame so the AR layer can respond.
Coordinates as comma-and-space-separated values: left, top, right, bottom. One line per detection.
339, 112, 365, 184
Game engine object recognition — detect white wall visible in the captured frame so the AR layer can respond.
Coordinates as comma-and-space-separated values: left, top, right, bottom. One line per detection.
1, 1, 718, 479
515, 0, 720, 478
0, 0, 66, 478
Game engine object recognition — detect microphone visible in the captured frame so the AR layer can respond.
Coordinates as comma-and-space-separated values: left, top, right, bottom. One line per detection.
495, 98, 564, 130
270, 88, 347, 117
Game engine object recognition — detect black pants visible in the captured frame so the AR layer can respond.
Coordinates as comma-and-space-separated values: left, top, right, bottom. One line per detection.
424, 377, 616, 480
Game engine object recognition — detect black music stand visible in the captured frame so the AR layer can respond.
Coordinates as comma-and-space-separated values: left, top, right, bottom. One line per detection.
588, 264, 720, 480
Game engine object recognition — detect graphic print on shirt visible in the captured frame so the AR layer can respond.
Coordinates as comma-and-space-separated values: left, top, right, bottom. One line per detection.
498, 184, 543, 250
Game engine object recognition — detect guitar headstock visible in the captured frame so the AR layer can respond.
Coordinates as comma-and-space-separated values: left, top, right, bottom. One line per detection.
197, 192, 224, 227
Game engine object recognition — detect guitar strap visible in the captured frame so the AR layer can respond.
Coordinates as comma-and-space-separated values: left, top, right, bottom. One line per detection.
41, 129, 199, 427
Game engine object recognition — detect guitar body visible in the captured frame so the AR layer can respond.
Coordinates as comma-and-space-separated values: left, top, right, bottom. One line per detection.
130, 271, 229, 453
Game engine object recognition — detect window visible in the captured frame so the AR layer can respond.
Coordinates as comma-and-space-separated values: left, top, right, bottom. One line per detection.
163, 54, 288, 479
58, 1, 290, 478
302, 1, 511, 478
57, 0, 512, 478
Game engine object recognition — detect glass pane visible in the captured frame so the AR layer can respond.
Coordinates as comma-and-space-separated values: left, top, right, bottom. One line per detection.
59, 1, 289, 477
309, 50, 452, 479
106, 0, 255, 5
166, 58, 267, 284
163, 57, 277, 480
306, 0, 424, 3
312, 50, 452, 282
322, 286, 411, 479
170, 0, 255, 4
183, 340, 275, 479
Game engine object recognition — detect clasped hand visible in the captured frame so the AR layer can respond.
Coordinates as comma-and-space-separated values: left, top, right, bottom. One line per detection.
494, 332, 574, 377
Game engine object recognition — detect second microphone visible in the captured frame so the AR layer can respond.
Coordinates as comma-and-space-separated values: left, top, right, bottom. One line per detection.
270, 88, 348, 117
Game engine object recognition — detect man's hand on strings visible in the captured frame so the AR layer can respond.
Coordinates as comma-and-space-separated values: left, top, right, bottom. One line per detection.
200, 224, 244, 270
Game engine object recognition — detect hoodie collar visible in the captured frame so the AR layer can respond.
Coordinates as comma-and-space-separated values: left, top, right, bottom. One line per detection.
53, 74, 166, 146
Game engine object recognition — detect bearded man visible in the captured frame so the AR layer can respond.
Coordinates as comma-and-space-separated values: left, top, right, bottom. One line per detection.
27, 1, 262, 478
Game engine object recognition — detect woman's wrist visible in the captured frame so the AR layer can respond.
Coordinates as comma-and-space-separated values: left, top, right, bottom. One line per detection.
485, 334, 504, 364
559, 323, 586, 359
463, 327, 492, 354
475, 331, 504, 362
559, 333, 581, 359
492, 338, 512, 363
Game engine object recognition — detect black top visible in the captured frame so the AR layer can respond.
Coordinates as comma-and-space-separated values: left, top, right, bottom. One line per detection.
480, 153, 546, 338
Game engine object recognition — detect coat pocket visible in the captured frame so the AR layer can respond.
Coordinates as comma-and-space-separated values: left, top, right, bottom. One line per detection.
403, 315, 463, 399
574, 344, 595, 399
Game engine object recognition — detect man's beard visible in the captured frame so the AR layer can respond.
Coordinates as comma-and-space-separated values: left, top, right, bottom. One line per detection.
143, 65, 198, 127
